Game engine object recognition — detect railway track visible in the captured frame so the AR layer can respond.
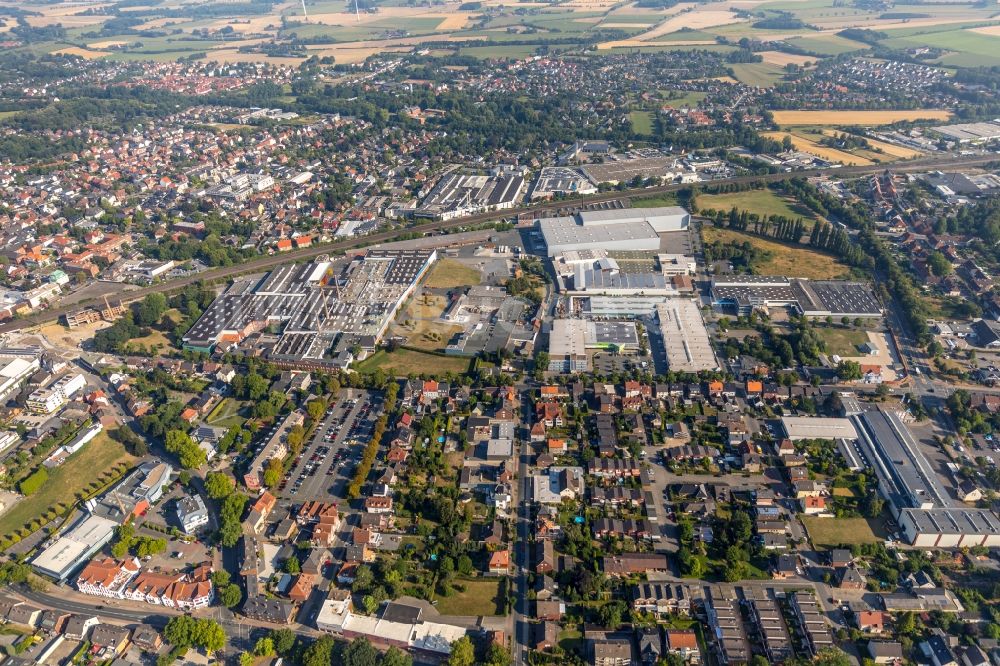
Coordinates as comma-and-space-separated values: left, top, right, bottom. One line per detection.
3, 151, 995, 334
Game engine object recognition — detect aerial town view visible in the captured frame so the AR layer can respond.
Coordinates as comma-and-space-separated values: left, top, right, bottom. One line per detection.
3, 0, 1000, 666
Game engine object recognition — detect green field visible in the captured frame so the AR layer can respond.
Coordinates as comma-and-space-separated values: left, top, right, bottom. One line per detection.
0, 431, 137, 541
423, 258, 481, 289
630, 110, 654, 136
784, 34, 868, 55
702, 226, 849, 280
699, 189, 818, 223
459, 44, 542, 59
632, 193, 679, 208
355, 348, 472, 376
662, 91, 708, 108
434, 578, 505, 616
729, 62, 787, 87
816, 326, 870, 356
801, 516, 882, 547
881, 28, 1000, 67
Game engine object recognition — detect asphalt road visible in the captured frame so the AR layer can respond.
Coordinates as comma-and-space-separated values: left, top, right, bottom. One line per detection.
4, 152, 995, 335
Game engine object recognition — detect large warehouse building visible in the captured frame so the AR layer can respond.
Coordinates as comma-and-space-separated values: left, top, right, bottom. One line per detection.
852, 410, 1000, 547
711, 276, 882, 318
537, 207, 689, 256
900, 507, 1000, 548
655, 300, 718, 373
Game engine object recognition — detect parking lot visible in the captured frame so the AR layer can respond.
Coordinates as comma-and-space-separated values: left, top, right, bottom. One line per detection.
277, 389, 381, 503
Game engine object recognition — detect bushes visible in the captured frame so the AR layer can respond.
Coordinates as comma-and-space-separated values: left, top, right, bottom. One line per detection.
18, 468, 48, 495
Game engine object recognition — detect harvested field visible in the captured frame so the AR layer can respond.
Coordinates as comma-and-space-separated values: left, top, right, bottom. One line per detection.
762, 130, 873, 165
52, 46, 110, 59
88, 40, 130, 49
970, 24, 1000, 36
598, 5, 743, 47
437, 14, 469, 29
26, 14, 105, 27
759, 50, 816, 66
772, 109, 952, 125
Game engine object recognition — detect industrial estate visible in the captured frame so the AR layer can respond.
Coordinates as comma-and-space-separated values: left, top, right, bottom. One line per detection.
4, 1, 1000, 666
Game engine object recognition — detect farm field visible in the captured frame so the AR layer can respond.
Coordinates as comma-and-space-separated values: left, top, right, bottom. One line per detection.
0, 431, 136, 541
434, 578, 505, 616
801, 516, 883, 547
702, 226, 850, 280
762, 130, 874, 166
698, 189, 818, 223
354, 348, 472, 376
772, 109, 952, 126
783, 34, 868, 55
758, 50, 816, 67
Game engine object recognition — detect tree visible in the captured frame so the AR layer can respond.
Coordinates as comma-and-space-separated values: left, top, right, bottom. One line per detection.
301, 636, 335, 666
239, 653, 254, 666
446, 637, 475, 666
269, 629, 296, 656
457, 555, 473, 576
219, 583, 242, 608
836, 360, 862, 381
342, 637, 378, 666
283, 555, 300, 574
598, 600, 626, 628
254, 638, 275, 657
483, 644, 510, 666
813, 649, 852, 666
205, 472, 234, 499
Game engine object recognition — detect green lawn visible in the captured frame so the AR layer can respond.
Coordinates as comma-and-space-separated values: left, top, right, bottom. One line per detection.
434, 578, 505, 616
630, 110, 654, 136
699, 189, 818, 224
205, 398, 247, 429
801, 516, 881, 547
423, 258, 481, 289
354, 348, 472, 376
0, 430, 137, 541
816, 326, 870, 357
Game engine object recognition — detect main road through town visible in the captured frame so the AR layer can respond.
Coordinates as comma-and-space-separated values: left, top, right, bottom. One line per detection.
2, 152, 996, 335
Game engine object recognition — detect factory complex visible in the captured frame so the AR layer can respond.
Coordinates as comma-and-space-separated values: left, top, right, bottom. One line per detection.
183, 249, 436, 367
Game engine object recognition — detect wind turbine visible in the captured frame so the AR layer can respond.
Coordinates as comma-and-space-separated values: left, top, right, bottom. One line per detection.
300, 0, 309, 21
